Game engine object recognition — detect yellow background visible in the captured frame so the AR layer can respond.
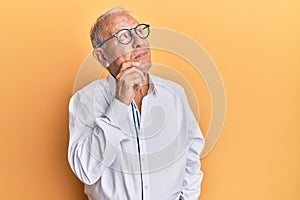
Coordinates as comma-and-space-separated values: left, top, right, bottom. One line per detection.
0, 0, 299, 199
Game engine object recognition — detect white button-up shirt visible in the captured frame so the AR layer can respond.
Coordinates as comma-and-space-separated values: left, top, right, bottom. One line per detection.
68, 74, 205, 200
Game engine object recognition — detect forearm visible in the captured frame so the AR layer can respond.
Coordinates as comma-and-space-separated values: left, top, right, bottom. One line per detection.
181, 136, 205, 199
68, 124, 116, 185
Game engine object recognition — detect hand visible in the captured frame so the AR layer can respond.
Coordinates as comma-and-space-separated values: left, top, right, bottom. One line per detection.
115, 61, 148, 105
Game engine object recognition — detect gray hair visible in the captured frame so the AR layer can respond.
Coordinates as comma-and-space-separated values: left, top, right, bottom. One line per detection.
90, 7, 129, 48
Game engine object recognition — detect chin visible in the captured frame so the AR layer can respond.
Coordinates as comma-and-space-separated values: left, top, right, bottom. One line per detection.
141, 61, 152, 73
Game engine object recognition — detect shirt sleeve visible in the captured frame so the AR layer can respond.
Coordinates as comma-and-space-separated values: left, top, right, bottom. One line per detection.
179, 88, 205, 199
67, 91, 131, 185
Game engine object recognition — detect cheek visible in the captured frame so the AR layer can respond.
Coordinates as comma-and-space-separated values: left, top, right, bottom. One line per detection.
106, 52, 126, 68
110, 54, 131, 72
142, 50, 152, 64
115, 53, 131, 64
106, 44, 131, 64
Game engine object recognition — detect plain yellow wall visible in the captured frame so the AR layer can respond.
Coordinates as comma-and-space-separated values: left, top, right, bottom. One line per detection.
0, 0, 299, 199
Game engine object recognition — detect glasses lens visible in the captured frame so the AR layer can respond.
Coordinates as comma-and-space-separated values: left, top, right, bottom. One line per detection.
117, 29, 132, 44
135, 24, 150, 39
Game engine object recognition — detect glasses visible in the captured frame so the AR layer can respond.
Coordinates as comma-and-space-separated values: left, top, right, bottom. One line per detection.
96, 24, 150, 48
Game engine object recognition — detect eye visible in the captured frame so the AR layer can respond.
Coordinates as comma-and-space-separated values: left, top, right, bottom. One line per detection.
119, 33, 128, 40
135, 24, 149, 38
136, 28, 144, 35
117, 30, 131, 43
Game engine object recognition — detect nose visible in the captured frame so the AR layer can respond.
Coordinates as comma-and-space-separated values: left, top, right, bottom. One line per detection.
131, 31, 145, 49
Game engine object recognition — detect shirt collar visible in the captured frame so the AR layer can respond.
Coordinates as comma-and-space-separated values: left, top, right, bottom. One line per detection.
148, 74, 159, 96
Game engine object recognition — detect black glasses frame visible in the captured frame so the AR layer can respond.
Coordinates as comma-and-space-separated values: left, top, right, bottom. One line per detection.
96, 23, 150, 48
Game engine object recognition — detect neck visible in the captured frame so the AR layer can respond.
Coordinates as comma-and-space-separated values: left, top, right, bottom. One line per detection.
134, 75, 149, 112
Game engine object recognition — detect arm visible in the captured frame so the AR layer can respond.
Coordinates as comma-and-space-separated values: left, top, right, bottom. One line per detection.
68, 92, 130, 185
180, 89, 205, 199
68, 61, 146, 185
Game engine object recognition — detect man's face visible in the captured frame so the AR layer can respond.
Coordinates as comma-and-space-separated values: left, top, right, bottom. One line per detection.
99, 13, 151, 77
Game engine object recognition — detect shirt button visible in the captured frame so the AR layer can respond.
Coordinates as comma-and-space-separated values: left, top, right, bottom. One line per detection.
144, 185, 149, 189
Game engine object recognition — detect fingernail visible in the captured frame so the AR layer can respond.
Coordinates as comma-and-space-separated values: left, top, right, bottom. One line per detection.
136, 62, 141, 66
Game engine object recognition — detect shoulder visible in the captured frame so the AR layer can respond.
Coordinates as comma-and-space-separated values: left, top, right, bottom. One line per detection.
69, 79, 108, 121
71, 80, 101, 103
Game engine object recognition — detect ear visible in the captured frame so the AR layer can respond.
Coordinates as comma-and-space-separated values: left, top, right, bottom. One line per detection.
93, 48, 110, 68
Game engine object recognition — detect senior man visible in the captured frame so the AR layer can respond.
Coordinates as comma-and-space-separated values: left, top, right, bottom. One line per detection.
68, 8, 205, 200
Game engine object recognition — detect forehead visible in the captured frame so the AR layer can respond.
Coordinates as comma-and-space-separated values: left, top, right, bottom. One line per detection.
101, 13, 139, 38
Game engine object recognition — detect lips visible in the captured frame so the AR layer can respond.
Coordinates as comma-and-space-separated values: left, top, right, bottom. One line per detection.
134, 52, 148, 60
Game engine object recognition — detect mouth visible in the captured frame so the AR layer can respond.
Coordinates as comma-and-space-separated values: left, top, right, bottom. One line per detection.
134, 51, 148, 60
